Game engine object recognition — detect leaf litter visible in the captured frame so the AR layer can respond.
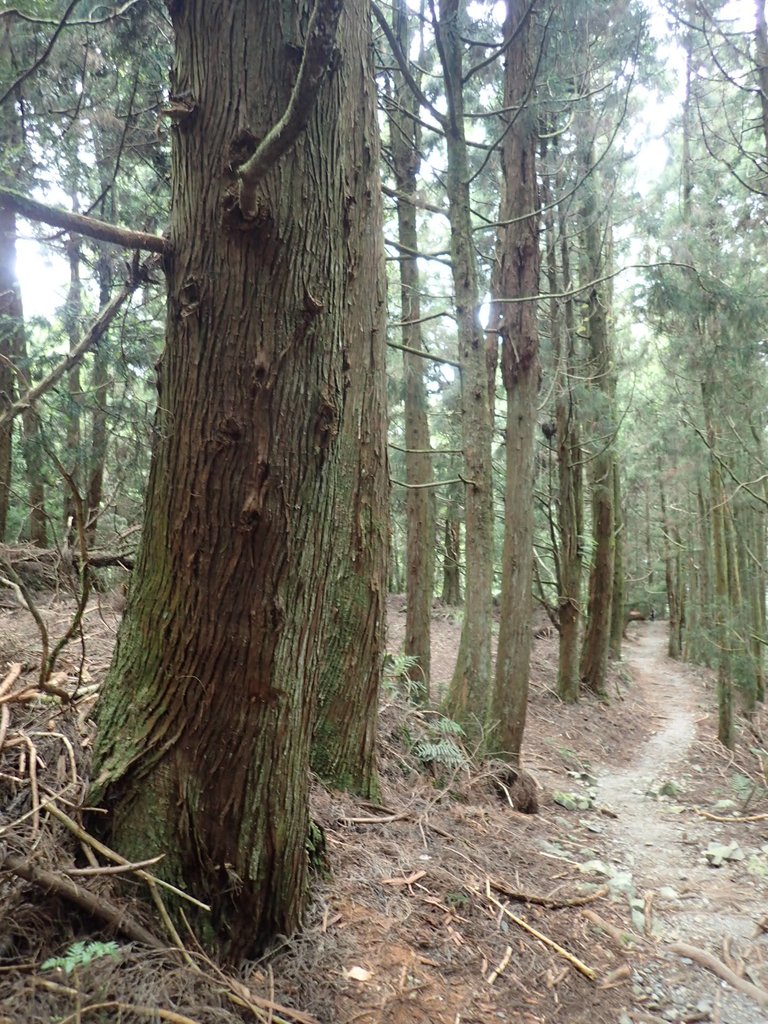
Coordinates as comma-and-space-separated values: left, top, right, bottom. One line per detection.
0, 593, 766, 1022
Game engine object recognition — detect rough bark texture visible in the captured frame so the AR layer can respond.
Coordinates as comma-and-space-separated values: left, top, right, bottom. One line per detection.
438, 0, 495, 732
390, 0, 434, 701
488, 0, 539, 761
22, 405, 47, 547
310, 29, 387, 795
90, 0, 385, 957
580, 451, 614, 696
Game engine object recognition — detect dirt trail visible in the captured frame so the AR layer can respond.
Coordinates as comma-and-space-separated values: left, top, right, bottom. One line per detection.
592, 622, 768, 1023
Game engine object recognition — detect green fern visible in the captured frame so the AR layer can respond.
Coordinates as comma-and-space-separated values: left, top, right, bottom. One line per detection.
382, 651, 423, 699
435, 717, 464, 737
42, 940, 120, 974
412, 737, 466, 768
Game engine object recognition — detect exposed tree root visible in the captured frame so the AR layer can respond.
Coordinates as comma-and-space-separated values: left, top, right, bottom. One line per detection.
669, 941, 768, 1009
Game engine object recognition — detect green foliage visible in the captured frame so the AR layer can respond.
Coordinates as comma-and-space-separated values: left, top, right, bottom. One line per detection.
42, 940, 120, 975
411, 715, 466, 771
382, 651, 422, 700
730, 772, 757, 802
306, 820, 329, 876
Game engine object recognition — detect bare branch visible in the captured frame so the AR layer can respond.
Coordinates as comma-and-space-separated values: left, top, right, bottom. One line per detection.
0, 187, 169, 254
387, 339, 460, 369
381, 183, 448, 216
0, 0, 146, 27
493, 260, 698, 305
372, 1, 447, 129
0, 0, 79, 106
0, 263, 147, 430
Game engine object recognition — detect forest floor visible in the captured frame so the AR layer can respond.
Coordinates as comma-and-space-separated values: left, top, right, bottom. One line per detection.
0, 593, 767, 1023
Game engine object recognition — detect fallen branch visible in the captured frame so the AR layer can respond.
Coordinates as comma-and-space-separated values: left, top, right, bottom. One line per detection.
669, 941, 768, 1009
46, 804, 211, 912
695, 808, 768, 823
475, 882, 597, 981
238, 0, 343, 216
491, 877, 609, 909
57, 1003, 201, 1024
2, 854, 164, 950
65, 856, 164, 876
0, 663, 23, 697
486, 944, 512, 985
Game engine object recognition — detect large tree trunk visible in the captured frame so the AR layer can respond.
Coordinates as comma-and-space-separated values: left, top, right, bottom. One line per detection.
90, 0, 385, 957
310, 40, 387, 795
488, 0, 539, 761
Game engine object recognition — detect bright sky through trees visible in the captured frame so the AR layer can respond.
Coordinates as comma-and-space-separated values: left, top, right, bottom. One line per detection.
12, 0, 761, 318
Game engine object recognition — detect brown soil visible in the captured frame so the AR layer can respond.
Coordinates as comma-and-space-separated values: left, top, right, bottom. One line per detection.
1, 595, 767, 1023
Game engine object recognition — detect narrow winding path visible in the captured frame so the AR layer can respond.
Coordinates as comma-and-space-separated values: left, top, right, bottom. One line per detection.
594, 623, 767, 1023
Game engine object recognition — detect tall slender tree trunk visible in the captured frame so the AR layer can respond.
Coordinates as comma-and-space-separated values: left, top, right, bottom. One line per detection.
22, 405, 47, 546
63, 233, 83, 536
389, 0, 434, 701
609, 462, 624, 660
441, 509, 462, 605
578, 135, 615, 697
703, 381, 734, 748
660, 465, 682, 659
0, 204, 21, 540
86, 253, 113, 546
90, 0, 386, 956
488, 0, 539, 760
545, 145, 583, 702
755, 0, 768, 158
437, 0, 494, 732
749, 503, 766, 702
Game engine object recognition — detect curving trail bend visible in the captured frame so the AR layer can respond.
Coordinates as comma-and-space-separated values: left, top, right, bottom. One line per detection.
593, 623, 767, 1023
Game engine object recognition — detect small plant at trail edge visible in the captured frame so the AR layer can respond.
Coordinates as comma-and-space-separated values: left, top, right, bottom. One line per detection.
42, 940, 121, 974
412, 715, 466, 770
